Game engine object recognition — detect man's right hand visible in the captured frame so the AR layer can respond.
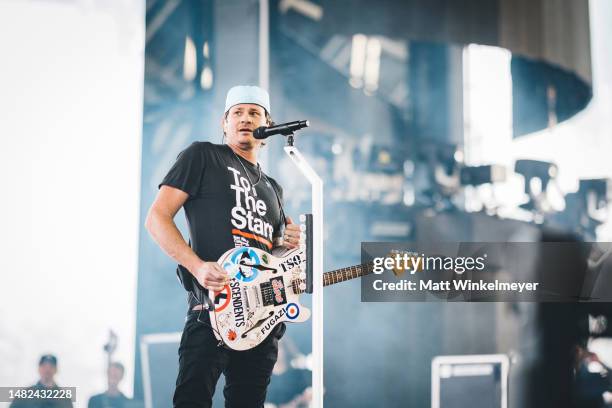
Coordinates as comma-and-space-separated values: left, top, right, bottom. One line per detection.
191, 261, 230, 292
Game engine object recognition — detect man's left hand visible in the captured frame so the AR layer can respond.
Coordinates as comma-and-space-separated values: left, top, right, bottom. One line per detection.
282, 216, 302, 249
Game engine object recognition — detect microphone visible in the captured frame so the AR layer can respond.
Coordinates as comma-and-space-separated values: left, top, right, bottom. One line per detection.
253, 120, 309, 140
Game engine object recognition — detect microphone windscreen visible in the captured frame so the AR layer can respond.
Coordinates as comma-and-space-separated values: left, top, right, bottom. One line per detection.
253, 126, 267, 140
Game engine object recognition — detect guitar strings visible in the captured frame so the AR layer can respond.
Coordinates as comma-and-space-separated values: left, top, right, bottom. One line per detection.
228, 263, 375, 299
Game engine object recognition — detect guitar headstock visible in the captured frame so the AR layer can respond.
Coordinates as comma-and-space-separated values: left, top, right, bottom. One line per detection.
299, 214, 313, 294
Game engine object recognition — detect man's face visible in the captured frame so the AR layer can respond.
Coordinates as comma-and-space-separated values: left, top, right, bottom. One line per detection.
107, 365, 124, 388
223, 104, 268, 150
38, 363, 57, 383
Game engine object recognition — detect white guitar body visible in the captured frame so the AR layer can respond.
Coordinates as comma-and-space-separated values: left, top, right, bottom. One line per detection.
210, 246, 311, 351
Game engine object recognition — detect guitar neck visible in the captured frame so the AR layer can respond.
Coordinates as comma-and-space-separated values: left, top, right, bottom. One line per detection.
291, 263, 373, 294
324, 263, 374, 286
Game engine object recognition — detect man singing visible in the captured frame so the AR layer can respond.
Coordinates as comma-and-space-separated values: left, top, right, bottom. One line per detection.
145, 85, 301, 407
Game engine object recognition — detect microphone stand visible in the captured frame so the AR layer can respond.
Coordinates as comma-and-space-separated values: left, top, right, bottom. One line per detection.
283, 131, 324, 407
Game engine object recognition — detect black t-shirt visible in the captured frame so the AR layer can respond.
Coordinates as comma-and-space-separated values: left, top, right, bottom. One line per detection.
87, 392, 129, 408
160, 142, 285, 307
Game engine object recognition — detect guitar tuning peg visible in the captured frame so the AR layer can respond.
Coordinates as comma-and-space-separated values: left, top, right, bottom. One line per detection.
299, 282, 307, 291
299, 224, 307, 232
299, 272, 306, 280
299, 214, 307, 223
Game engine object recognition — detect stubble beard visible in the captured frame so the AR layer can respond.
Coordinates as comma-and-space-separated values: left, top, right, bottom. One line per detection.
228, 132, 260, 154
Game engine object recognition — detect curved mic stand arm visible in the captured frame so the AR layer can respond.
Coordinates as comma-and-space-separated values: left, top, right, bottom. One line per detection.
284, 140, 324, 408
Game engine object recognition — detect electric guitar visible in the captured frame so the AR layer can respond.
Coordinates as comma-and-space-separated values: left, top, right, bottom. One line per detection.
179, 246, 376, 351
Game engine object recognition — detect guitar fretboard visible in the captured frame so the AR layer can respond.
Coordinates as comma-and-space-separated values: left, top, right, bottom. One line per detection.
290, 262, 374, 294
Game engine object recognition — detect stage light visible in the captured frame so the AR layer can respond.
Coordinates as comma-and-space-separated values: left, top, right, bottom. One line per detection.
369, 146, 403, 173
460, 165, 506, 187
183, 36, 197, 81
364, 37, 381, 93
454, 150, 464, 163
279, 0, 324, 21
514, 160, 559, 215
578, 178, 611, 223
579, 179, 612, 208
200, 66, 213, 90
554, 179, 611, 239
331, 142, 343, 155
349, 34, 367, 88
515, 160, 558, 191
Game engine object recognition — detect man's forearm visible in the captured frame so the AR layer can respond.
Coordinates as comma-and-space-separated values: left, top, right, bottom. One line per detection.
146, 210, 201, 272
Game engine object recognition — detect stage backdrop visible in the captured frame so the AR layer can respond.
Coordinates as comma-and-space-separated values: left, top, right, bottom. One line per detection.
0, 0, 145, 407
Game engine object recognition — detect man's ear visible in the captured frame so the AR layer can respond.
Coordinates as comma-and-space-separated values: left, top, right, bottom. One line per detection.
220, 114, 226, 133
220, 114, 228, 142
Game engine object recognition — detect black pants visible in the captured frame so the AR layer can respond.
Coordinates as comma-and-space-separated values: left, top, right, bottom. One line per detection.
173, 311, 285, 408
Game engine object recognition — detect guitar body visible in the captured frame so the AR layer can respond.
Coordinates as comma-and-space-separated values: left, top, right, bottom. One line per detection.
210, 246, 311, 351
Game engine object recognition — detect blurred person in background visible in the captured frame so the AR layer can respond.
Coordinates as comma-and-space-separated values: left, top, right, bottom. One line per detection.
573, 343, 612, 408
10, 354, 73, 407
87, 362, 130, 408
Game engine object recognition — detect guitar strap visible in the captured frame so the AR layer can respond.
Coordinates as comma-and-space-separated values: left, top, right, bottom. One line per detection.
263, 173, 287, 242
176, 241, 216, 311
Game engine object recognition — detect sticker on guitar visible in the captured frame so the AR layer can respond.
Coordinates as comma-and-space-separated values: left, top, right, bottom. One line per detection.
213, 285, 232, 312
223, 247, 262, 282
285, 303, 300, 320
